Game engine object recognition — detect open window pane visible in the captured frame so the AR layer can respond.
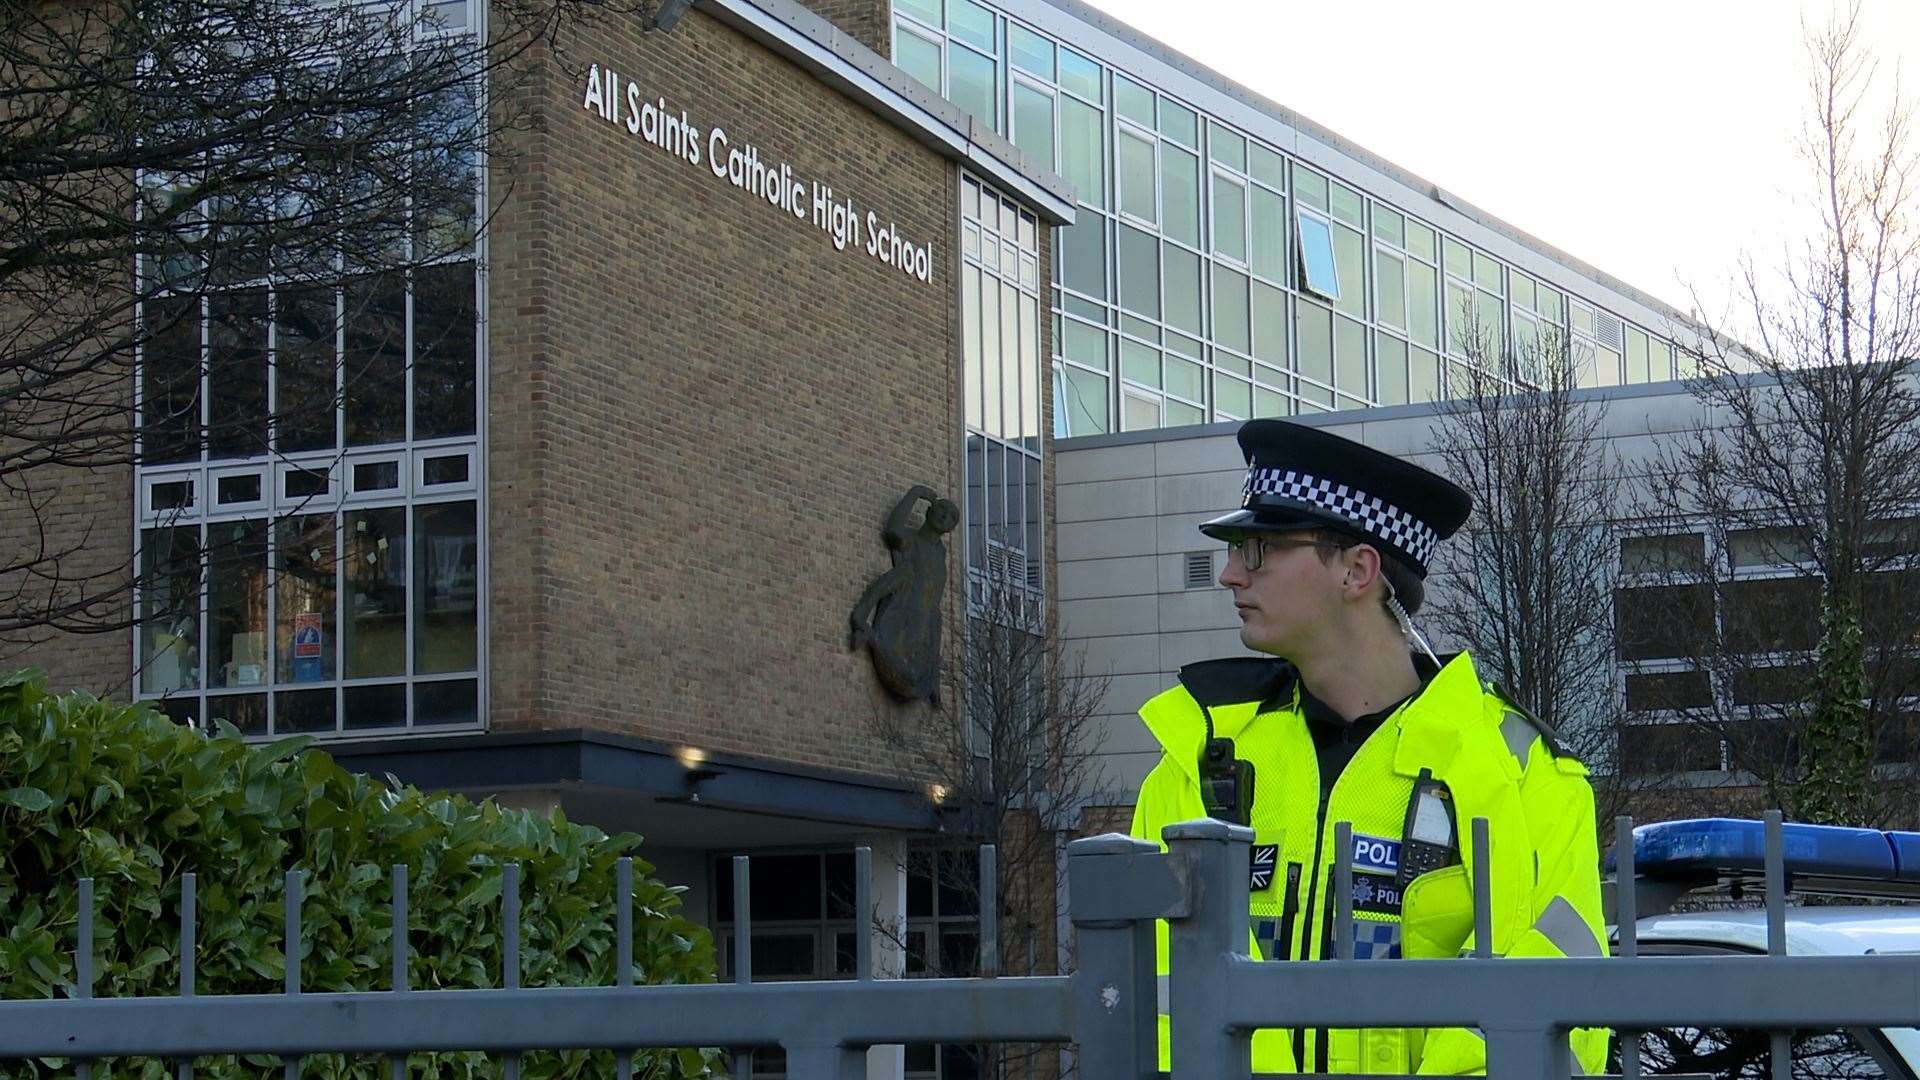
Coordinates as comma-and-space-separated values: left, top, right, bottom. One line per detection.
1296, 212, 1340, 301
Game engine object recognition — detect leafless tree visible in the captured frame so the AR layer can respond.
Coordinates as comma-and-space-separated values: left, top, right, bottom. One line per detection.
1631, 3, 1920, 826
1426, 315, 1633, 822
870, 575, 1110, 1080
0, 0, 640, 658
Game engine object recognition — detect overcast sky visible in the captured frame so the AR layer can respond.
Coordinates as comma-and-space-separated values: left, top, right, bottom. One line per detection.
1079, 0, 1920, 325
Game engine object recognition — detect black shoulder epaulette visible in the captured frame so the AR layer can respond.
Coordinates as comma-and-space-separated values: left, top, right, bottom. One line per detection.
1488, 682, 1574, 761
1178, 657, 1298, 711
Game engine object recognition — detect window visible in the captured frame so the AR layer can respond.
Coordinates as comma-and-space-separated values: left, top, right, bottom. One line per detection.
963, 175, 1045, 616
1297, 212, 1340, 301
136, 54, 483, 736
1616, 584, 1713, 661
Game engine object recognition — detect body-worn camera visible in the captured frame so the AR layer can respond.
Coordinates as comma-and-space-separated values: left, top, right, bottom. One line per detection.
1199, 737, 1257, 825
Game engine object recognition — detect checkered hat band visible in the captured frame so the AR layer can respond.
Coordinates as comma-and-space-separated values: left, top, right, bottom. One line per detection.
1241, 467, 1439, 567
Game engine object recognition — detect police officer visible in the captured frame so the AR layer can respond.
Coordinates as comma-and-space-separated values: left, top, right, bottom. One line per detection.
1128, 419, 1608, 1075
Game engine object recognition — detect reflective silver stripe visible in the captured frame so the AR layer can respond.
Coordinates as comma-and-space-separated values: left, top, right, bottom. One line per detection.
1500, 711, 1537, 766
1156, 974, 1170, 1014
1532, 895, 1602, 958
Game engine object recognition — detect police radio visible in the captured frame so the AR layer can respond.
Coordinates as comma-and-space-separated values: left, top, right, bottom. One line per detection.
1199, 736, 1256, 826
1397, 768, 1459, 888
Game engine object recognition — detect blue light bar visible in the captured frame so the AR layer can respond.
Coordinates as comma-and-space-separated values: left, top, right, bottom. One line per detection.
1609, 818, 1920, 883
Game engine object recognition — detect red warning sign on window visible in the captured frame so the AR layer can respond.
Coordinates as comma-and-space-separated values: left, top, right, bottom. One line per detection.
293, 612, 324, 659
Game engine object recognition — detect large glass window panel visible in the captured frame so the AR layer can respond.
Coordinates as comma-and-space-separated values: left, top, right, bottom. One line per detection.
894, 24, 942, 92
1473, 251, 1502, 291
274, 284, 338, 453
1208, 121, 1246, 172
1410, 347, 1441, 403
414, 500, 477, 674
947, 0, 993, 50
1060, 366, 1109, 435
276, 688, 335, 734
1249, 143, 1285, 189
345, 507, 407, 678
1212, 265, 1250, 355
980, 277, 1002, 435
1214, 372, 1251, 419
1159, 144, 1199, 246
275, 514, 336, 684
1627, 327, 1651, 383
1335, 316, 1367, 399
1297, 300, 1334, 391
207, 520, 268, 689
1009, 23, 1053, 78
1407, 220, 1437, 262
140, 526, 201, 695
1120, 338, 1159, 389
1117, 225, 1160, 319
1121, 387, 1160, 431
1011, 81, 1055, 174
1251, 281, 1287, 367
1329, 182, 1363, 228
1060, 318, 1107, 371
1158, 98, 1197, 145
1374, 248, 1406, 331
1215, 348, 1250, 378
1211, 173, 1247, 263
1296, 212, 1339, 301
1163, 244, 1202, 337
1165, 398, 1204, 426
1059, 97, 1104, 210
1250, 187, 1286, 281
1058, 217, 1107, 300
1331, 223, 1365, 320
1165, 355, 1203, 403
207, 289, 268, 460
963, 268, 983, 429
1293, 165, 1329, 212
1116, 129, 1157, 224
895, 0, 940, 26
1376, 334, 1409, 405
1000, 281, 1021, 443
1445, 280, 1475, 355
142, 295, 201, 465
343, 272, 406, 447
416, 679, 479, 727
1114, 75, 1153, 126
1408, 260, 1439, 349
344, 682, 406, 730
413, 261, 477, 440
1475, 288, 1505, 361
1254, 386, 1288, 417
1595, 344, 1622, 386
1443, 238, 1471, 280
1059, 47, 1101, 101
948, 45, 997, 129
1373, 206, 1405, 248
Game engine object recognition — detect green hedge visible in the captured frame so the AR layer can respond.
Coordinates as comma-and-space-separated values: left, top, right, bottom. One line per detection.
0, 671, 719, 1077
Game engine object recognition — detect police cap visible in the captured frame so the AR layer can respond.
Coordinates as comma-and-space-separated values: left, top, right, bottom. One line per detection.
1197, 419, 1472, 578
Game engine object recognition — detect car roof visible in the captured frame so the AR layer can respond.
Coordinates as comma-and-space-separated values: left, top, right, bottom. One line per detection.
1630, 907, 1920, 956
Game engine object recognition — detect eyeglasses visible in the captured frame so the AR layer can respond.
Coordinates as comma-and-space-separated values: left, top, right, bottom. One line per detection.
1229, 534, 1346, 572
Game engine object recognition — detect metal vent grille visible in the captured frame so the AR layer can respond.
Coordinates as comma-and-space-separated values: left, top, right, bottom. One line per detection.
1025, 552, 1042, 590
1185, 551, 1214, 589
1594, 310, 1625, 350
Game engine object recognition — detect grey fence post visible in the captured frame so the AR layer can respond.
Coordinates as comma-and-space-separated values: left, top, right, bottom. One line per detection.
1065, 833, 1162, 1080
1163, 819, 1253, 1080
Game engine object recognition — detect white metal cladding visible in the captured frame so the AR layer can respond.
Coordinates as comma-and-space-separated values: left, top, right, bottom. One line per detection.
3, 812, 1909, 1080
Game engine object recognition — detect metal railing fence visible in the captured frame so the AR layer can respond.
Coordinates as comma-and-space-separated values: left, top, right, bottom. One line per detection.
1, 811, 1913, 1079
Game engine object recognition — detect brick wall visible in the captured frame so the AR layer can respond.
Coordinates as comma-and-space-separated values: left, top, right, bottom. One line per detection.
488, 7, 970, 775
0, 461, 134, 694
794, 0, 893, 55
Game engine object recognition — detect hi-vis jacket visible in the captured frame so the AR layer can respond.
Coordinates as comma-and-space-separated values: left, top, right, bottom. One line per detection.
1129, 652, 1609, 1076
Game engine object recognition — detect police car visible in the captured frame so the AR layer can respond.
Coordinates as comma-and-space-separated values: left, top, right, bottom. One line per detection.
1610, 818, 1920, 1078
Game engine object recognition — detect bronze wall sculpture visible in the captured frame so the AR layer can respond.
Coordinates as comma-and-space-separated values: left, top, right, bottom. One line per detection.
849, 485, 957, 705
